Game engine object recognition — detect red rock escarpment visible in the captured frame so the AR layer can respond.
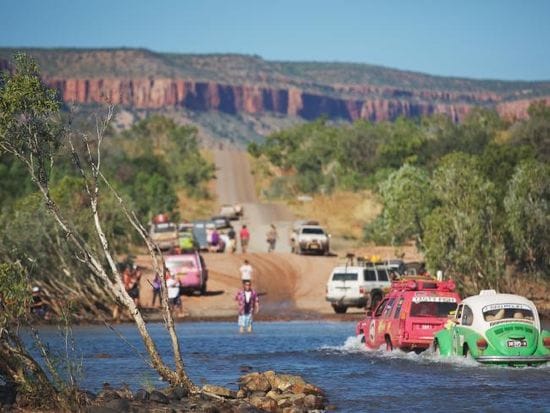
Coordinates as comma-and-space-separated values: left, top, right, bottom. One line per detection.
44, 76, 535, 122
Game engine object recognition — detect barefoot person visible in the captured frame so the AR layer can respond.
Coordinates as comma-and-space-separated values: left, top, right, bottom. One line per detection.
235, 280, 259, 333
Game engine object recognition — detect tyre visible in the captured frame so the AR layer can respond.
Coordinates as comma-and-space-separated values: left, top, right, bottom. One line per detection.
431, 340, 441, 356
333, 305, 347, 314
463, 345, 473, 360
200, 282, 207, 296
385, 336, 393, 351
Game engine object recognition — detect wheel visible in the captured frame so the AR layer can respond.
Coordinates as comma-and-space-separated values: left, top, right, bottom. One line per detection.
463, 345, 473, 360
333, 305, 347, 314
385, 336, 393, 351
200, 282, 207, 296
432, 340, 441, 356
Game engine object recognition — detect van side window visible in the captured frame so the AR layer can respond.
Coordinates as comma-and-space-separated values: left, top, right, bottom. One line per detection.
393, 297, 404, 319
374, 299, 388, 317
377, 269, 389, 281
364, 269, 376, 281
462, 305, 474, 326
383, 298, 395, 318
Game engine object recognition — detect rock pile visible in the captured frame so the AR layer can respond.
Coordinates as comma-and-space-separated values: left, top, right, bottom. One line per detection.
0, 372, 329, 412
235, 370, 327, 412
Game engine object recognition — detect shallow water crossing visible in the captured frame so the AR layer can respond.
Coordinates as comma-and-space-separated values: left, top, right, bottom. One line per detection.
37, 321, 550, 412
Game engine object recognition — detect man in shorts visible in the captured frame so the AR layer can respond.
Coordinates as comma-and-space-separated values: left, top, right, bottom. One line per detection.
235, 280, 259, 333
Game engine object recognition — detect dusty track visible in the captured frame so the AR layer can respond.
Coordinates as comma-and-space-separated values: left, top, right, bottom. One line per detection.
139, 150, 411, 320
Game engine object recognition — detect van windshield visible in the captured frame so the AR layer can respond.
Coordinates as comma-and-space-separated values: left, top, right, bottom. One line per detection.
410, 301, 457, 317
332, 273, 358, 282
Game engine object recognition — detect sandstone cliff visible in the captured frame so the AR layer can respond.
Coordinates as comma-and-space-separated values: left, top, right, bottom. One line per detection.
2, 49, 549, 123
45, 76, 511, 122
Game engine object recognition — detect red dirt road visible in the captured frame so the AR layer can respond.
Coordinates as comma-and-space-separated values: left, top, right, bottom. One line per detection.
138, 150, 420, 320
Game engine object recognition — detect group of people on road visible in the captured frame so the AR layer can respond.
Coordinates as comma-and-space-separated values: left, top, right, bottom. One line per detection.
225, 223, 279, 254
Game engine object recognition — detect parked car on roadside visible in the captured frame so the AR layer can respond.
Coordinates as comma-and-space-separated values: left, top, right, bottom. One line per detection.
433, 290, 550, 366
191, 220, 209, 251
164, 251, 208, 295
356, 277, 461, 352
291, 221, 330, 255
210, 216, 232, 231
149, 222, 178, 251
218, 204, 243, 220
178, 223, 199, 251
326, 263, 392, 313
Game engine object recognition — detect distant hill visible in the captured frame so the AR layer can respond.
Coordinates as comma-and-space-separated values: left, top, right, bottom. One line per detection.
1, 48, 549, 144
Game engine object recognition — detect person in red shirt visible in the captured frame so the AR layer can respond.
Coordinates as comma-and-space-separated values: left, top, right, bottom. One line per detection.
239, 224, 250, 253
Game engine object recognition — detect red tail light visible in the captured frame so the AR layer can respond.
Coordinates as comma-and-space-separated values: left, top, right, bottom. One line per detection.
476, 338, 488, 350
359, 287, 365, 294
543, 337, 550, 348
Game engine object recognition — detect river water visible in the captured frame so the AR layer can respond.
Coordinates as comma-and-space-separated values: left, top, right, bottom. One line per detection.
36, 321, 549, 412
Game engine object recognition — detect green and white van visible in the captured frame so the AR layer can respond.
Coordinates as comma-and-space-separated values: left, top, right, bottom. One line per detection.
433, 290, 550, 366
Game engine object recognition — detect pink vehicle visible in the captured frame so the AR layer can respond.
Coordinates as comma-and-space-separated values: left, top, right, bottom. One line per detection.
165, 252, 208, 295
356, 277, 461, 352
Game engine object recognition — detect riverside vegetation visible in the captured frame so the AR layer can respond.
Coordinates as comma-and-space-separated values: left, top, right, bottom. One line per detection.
0, 52, 548, 410
0, 53, 330, 412
249, 104, 550, 296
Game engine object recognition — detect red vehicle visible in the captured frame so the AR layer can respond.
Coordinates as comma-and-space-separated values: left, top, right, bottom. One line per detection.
356, 277, 461, 352
164, 251, 208, 295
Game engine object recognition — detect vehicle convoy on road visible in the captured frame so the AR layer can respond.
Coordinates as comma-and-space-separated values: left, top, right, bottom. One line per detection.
432, 290, 550, 366
164, 251, 208, 295
149, 214, 179, 251
290, 221, 330, 255
356, 277, 461, 351
326, 261, 393, 313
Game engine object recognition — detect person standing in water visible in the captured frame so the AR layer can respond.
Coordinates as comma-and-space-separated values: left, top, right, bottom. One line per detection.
235, 280, 259, 333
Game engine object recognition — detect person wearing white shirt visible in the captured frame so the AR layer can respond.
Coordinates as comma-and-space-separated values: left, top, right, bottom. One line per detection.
239, 259, 253, 282
166, 274, 181, 312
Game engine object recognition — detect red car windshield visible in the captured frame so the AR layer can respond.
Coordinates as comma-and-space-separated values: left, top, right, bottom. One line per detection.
410, 301, 457, 317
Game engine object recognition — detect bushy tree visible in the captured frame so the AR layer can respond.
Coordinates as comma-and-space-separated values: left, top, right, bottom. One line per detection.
504, 160, 550, 274
511, 101, 550, 162
0, 53, 196, 394
376, 164, 434, 246
423, 153, 505, 292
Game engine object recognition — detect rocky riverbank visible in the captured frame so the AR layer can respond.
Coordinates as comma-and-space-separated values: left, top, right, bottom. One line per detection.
0, 371, 330, 413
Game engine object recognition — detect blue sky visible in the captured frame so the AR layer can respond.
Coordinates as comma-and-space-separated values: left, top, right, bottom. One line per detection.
1, 0, 549, 80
